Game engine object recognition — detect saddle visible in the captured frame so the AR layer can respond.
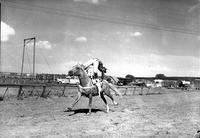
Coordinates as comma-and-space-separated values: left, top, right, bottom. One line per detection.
78, 79, 102, 94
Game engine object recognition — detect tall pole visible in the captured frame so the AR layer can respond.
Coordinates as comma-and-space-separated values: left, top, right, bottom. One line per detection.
20, 37, 36, 77
0, 3, 2, 72
33, 37, 36, 76
21, 40, 26, 77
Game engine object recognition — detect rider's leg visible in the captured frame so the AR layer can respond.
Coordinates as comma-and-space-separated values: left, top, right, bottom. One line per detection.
101, 71, 104, 80
96, 81, 101, 96
92, 79, 101, 96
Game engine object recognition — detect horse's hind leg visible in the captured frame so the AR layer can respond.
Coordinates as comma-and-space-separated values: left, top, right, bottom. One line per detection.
88, 93, 93, 115
100, 92, 109, 113
105, 90, 118, 106
67, 91, 81, 111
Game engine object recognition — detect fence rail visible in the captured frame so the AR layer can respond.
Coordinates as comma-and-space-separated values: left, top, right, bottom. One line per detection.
0, 83, 77, 100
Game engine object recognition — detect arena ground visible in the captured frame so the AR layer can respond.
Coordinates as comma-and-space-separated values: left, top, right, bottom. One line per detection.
0, 88, 200, 138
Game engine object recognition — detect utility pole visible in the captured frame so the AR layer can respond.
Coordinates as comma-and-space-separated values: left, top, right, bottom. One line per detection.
0, 3, 2, 72
20, 37, 36, 77
21, 39, 25, 77
33, 37, 36, 76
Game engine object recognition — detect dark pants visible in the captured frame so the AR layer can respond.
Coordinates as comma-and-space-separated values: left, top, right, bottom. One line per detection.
98, 61, 106, 80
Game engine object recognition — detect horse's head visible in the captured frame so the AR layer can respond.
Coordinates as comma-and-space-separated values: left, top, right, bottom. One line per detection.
68, 64, 86, 77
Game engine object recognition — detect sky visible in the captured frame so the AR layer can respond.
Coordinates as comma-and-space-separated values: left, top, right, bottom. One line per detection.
1, 0, 200, 77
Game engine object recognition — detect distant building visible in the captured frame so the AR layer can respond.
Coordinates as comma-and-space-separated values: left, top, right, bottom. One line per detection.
154, 79, 163, 87
194, 79, 200, 90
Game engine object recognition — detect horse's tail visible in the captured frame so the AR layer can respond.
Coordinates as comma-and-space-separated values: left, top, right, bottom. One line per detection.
107, 82, 122, 97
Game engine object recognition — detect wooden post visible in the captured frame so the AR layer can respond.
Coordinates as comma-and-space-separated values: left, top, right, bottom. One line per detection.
0, 87, 8, 101
41, 86, 46, 98
61, 85, 67, 96
140, 87, 143, 95
17, 85, 23, 100
133, 87, 136, 95
123, 87, 128, 95
30, 86, 35, 96
147, 87, 150, 94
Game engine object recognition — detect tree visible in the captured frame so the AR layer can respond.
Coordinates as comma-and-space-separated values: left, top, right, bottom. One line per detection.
121, 74, 134, 85
155, 74, 166, 79
125, 74, 135, 81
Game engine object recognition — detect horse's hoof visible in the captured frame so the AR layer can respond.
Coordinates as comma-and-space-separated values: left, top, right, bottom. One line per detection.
86, 112, 92, 115
64, 107, 72, 111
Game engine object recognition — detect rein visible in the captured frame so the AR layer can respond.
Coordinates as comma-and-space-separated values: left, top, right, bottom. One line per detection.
78, 85, 95, 89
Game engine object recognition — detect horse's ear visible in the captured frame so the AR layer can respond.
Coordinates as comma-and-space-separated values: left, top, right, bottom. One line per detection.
77, 62, 82, 66
77, 62, 84, 68
75, 63, 79, 67
80, 64, 85, 70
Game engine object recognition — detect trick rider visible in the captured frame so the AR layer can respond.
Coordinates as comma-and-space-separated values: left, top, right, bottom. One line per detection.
83, 58, 107, 96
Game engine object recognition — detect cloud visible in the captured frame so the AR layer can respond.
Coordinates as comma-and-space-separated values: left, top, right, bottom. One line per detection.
130, 32, 142, 37
73, 0, 106, 5
1, 21, 15, 42
74, 36, 88, 42
27, 40, 52, 49
65, 61, 78, 67
107, 53, 200, 77
37, 40, 52, 49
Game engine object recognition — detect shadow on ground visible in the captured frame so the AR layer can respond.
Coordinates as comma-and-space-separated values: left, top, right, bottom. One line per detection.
64, 108, 106, 116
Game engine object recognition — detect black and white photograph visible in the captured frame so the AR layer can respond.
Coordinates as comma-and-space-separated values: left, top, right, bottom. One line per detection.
1, 0, 200, 137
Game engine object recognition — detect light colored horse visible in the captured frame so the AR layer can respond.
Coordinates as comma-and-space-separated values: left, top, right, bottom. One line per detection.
66, 64, 122, 114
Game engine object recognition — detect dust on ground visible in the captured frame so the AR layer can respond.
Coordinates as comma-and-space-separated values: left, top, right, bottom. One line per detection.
0, 88, 200, 138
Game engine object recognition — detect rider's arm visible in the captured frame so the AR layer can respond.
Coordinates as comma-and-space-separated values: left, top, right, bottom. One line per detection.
83, 59, 94, 69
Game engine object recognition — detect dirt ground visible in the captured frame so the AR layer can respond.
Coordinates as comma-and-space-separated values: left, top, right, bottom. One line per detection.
0, 87, 200, 138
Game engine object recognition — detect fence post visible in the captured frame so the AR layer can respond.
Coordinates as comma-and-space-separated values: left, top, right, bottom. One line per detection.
124, 87, 128, 95
17, 85, 23, 100
133, 87, 136, 95
61, 85, 67, 96
41, 85, 47, 98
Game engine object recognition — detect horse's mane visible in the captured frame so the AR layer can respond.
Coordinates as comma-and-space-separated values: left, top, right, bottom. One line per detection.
74, 64, 85, 70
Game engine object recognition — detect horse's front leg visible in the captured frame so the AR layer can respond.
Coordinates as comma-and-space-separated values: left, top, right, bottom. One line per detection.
87, 93, 93, 115
67, 91, 82, 111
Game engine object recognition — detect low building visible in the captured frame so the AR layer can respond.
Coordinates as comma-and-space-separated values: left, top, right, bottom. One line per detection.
194, 79, 200, 90
154, 79, 163, 87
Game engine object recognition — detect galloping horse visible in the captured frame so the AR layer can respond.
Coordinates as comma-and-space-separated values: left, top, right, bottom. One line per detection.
66, 64, 121, 114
